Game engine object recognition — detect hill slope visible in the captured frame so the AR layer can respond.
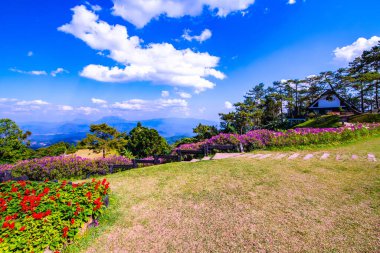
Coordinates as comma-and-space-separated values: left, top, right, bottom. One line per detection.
67, 137, 380, 253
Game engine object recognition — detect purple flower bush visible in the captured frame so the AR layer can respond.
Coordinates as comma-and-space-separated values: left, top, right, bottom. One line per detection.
176, 123, 380, 152
2, 156, 131, 181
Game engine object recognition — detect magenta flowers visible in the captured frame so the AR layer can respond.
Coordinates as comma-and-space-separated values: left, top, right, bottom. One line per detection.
176, 123, 380, 151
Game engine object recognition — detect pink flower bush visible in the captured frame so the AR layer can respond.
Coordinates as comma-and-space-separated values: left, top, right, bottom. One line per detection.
176, 123, 380, 151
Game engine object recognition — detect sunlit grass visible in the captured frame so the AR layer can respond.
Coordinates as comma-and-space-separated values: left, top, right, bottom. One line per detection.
65, 137, 380, 252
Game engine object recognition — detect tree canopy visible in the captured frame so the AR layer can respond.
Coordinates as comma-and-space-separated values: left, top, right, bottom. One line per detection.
79, 123, 127, 158
219, 42, 380, 133
127, 122, 170, 158
0, 119, 32, 164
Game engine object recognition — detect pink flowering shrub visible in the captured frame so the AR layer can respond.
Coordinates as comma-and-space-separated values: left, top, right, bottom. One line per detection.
176, 123, 380, 151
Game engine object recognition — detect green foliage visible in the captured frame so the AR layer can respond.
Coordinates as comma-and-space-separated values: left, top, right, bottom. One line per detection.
349, 113, 380, 123
127, 123, 170, 158
218, 42, 380, 132
295, 115, 342, 128
79, 124, 127, 158
0, 179, 110, 253
33, 142, 77, 158
173, 137, 198, 148
0, 119, 32, 164
192, 123, 218, 141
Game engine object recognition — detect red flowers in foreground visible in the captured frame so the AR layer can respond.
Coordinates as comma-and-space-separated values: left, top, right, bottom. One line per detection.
62, 226, 69, 238
0, 178, 110, 252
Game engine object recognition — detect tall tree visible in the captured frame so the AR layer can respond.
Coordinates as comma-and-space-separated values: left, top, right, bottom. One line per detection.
193, 123, 218, 141
127, 123, 170, 158
80, 123, 127, 158
361, 42, 380, 109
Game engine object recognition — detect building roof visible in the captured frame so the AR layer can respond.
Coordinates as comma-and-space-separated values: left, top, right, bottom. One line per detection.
307, 89, 360, 113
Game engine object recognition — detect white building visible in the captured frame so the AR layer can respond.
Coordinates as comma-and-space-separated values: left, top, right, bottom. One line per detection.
308, 90, 359, 115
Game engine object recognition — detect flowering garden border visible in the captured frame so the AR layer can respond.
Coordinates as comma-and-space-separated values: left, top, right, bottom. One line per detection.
0, 178, 110, 253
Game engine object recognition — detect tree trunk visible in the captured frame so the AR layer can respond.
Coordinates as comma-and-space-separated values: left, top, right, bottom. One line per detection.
360, 82, 364, 113
102, 148, 106, 158
376, 81, 379, 110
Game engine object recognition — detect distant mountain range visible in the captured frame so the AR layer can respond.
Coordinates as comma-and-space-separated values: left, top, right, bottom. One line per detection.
18, 117, 218, 148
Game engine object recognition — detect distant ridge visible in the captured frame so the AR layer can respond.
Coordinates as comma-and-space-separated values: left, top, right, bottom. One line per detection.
19, 117, 217, 148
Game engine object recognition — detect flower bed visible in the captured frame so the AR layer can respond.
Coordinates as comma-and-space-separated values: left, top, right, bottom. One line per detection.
176, 124, 380, 152
0, 156, 131, 181
0, 178, 110, 252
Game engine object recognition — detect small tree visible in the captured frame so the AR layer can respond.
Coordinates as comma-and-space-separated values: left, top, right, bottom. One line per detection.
127, 123, 170, 158
0, 119, 32, 164
193, 123, 218, 141
80, 123, 127, 158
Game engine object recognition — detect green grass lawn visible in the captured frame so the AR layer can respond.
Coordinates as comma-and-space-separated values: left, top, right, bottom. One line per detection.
349, 113, 380, 123
66, 137, 380, 253
295, 115, 342, 128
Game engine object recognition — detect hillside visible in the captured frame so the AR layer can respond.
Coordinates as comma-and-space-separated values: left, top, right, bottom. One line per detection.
66, 137, 380, 253
18, 117, 217, 148
294, 115, 342, 128
349, 113, 380, 123
296, 113, 380, 128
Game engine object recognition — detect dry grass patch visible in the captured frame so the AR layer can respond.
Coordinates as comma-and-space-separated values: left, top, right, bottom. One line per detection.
66, 138, 380, 253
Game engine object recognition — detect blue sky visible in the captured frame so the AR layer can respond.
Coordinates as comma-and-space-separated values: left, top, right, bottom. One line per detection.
0, 0, 379, 122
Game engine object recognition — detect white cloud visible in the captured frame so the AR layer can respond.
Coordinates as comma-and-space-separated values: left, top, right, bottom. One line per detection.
112, 98, 188, 111
112, 0, 255, 28
58, 5, 225, 93
59, 105, 74, 111
161, 90, 170, 97
288, 0, 296, 5
91, 98, 108, 104
27, 51, 33, 57
225, 101, 233, 109
182, 29, 212, 43
334, 36, 380, 63
177, 91, 192, 99
10, 68, 47, 76
78, 106, 100, 115
51, 68, 68, 77
0, 98, 18, 103
85, 1, 102, 11
16, 100, 49, 106
199, 107, 206, 113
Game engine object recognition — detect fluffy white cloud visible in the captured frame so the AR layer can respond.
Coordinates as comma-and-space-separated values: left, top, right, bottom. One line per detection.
161, 90, 170, 97
112, 0, 255, 28
27, 51, 33, 57
288, 0, 296, 5
78, 106, 100, 115
58, 5, 225, 93
177, 91, 192, 99
10, 68, 47, 76
334, 36, 380, 62
51, 68, 68, 77
182, 29, 212, 43
112, 98, 188, 111
58, 105, 74, 111
16, 100, 49, 106
224, 101, 233, 109
91, 98, 108, 104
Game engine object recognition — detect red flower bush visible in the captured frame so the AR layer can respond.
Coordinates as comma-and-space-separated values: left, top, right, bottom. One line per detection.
0, 178, 110, 252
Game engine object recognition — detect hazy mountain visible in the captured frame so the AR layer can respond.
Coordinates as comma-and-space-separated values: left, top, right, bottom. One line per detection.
19, 117, 217, 148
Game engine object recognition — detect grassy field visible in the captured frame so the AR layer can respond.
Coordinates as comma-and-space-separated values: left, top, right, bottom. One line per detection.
295, 115, 342, 128
66, 137, 380, 253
